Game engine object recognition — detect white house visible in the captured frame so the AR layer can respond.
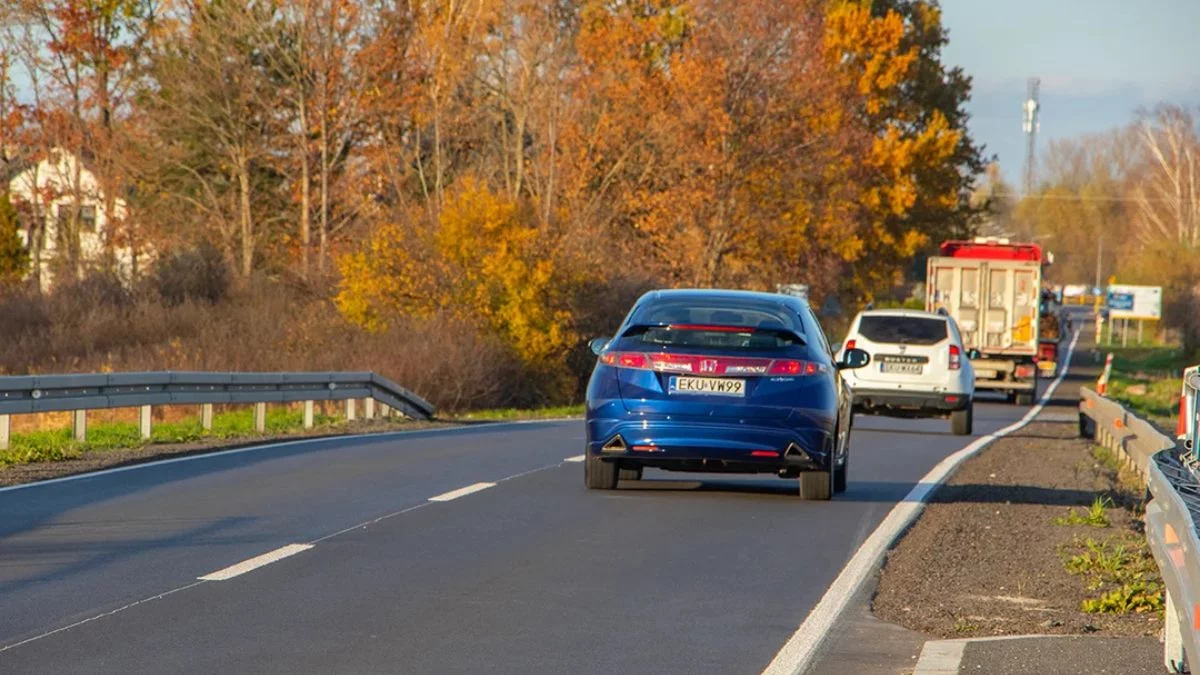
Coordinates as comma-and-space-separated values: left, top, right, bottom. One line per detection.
6, 148, 138, 290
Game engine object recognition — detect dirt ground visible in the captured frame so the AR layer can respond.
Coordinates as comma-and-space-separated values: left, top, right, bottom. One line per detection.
0, 418, 456, 488
872, 419, 1162, 639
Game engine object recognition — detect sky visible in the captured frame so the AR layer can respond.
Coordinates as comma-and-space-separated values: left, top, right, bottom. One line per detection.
940, 0, 1200, 187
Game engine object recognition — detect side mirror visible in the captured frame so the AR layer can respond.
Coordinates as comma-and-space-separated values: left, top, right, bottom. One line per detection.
589, 337, 610, 356
966, 348, 981, 360
838, 347, 871, 370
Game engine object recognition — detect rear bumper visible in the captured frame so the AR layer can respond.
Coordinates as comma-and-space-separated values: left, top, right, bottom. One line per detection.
585, 408, 834, 472
970, 356, 1038, 391
851, 389, 970, 416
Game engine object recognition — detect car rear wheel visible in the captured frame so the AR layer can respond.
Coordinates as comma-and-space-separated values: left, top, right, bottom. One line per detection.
585, 455, 618, 490
798, 470, 833, 500
618, 464, 643, 481
951, 404, 973, 436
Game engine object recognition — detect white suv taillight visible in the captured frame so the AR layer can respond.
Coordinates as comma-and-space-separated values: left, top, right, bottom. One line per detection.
949, 344, 962, 370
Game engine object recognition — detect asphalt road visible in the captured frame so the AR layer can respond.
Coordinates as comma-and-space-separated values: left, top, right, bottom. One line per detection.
0, 396, 1037, 674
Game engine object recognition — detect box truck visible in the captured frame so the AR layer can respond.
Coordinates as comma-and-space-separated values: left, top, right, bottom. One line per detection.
926, 238, 1044, 405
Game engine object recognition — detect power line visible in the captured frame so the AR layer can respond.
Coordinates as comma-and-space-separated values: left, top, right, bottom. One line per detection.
988, 191, 1184, 204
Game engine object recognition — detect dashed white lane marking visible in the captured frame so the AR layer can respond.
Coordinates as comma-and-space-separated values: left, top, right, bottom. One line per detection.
761, 330, 1081, 675
198, 544, 314, 581
0, 457, 571, 653
428, 482, 496, 502
565, 455, 586, 463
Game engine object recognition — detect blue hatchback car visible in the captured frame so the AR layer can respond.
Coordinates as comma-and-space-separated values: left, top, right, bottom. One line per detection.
584, 289, 871, 499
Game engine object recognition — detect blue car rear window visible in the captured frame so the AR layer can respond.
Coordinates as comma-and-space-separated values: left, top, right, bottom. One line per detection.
629, 302, 803, 333
631, 326, 801, 350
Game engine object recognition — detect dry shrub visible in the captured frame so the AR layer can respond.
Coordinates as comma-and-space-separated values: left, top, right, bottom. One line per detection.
0, 274, 526, 412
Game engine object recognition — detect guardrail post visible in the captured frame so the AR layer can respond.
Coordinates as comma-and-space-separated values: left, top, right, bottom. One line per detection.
1164, 589, 1186, 671
303, 401, 314, 429
72, 410, 86, 443
0, 414, 9, 451
139, 405, 152, 440
345, 398, 356, 421
200, 404, 213, 431
254, 402, 266, 433
380, 404, 391, 419
364, 398, 375, 420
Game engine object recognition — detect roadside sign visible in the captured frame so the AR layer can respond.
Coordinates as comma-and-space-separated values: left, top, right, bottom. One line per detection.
1106, 284, 1161, 320
777, 284, 809, 303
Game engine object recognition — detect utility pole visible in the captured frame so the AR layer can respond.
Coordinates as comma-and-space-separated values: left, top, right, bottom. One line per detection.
1022, 77, 1041, 196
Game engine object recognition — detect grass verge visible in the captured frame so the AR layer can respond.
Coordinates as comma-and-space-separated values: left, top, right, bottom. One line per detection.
1, 408, 340, 467
1, 402, 586, 472
1104, 345, 1197, 426
452, 404, 585, 421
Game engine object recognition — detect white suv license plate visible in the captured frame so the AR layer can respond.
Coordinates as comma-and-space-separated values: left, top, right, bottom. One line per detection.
669, 376, 746, 397
880, 362, 923, 375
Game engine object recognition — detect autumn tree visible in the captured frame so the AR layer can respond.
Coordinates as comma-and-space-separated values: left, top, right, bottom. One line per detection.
271, 0, 371, 278
1017, 132, 1135, 284
338, 179, 575, 394
1126, 105, 1200, 351
0, 193, 30, 286
143, 0, 288, 278
824, 0, 985, 299
2, 0, 157, 277
1131, 105, 1200, 249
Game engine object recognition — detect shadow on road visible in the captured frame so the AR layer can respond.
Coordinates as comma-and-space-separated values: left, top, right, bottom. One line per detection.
616, 477, 1102, 508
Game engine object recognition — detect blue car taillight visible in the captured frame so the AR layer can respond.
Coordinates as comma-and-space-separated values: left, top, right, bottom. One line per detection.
599, 351, 825, 376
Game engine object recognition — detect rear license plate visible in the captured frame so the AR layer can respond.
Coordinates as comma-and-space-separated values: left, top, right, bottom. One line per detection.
880, 362, 923, 375
976, 369, 997, 379
669, 376, 745, 397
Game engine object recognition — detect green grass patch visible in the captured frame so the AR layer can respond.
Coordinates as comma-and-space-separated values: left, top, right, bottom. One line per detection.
1103, 345, 1197, 424
454, 404, 585, 421
1061, 536, 1163, 615
1054, 496, 1113, 528
1091, 445, 1121, 473
1106, 346, 1195, 376
0, 408, 339, 468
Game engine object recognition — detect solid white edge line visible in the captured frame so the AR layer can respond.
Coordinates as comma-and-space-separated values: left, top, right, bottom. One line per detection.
564, 454, 586, 463
197, 544, 314, 581
0, 418, 575, 495
761, 329, 1081, 675
428, 482, 496, 502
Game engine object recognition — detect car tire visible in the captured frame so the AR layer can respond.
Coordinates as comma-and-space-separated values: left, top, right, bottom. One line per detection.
1015, 391, 1035, 406
951, 404, 973, 436
618, 464, 643, 481
798, 470, 833, 500
834, 457, 848, 493
585, 455, 618, 490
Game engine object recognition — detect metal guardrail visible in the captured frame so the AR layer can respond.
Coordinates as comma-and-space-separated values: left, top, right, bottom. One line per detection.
1080, 381, 1199, 673
0, 372, 436, 450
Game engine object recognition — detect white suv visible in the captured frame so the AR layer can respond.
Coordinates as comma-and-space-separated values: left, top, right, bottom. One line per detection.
836, 309, 976, 435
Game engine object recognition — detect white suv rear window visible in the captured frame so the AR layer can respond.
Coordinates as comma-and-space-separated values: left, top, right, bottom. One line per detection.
858, 316, 947, 346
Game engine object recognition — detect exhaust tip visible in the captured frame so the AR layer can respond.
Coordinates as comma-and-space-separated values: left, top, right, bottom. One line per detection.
602, 435, 627, 452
